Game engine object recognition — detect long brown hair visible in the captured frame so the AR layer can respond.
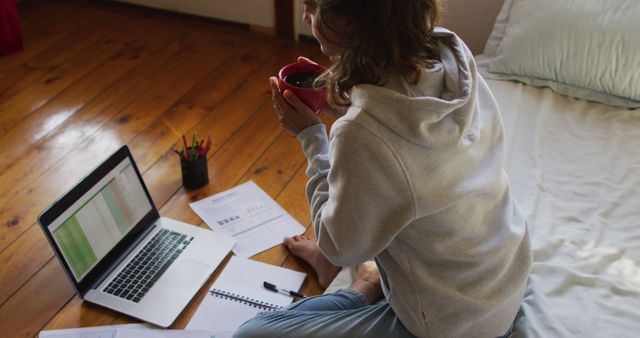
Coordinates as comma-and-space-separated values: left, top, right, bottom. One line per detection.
313, 0, 442, 107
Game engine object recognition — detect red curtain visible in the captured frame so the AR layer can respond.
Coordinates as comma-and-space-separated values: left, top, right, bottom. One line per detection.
0, 0, 23, 55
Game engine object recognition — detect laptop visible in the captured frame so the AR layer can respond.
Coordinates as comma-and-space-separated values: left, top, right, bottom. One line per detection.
38, 145, 236, 327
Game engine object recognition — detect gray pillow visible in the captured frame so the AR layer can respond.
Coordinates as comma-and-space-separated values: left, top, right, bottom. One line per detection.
477, 0, 640, 108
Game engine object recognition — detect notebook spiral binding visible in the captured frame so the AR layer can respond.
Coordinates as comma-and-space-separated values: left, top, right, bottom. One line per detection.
209, 289, 282, 311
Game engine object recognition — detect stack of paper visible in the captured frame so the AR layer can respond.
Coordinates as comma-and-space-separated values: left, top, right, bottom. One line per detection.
190, 181, 305, 257
39, 324, 233, 338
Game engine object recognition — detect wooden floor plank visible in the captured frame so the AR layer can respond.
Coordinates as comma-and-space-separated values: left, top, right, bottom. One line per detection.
141, 42, 326, 212
0, 13, 185, 178
169, 109, 332, 329
124, 35, 281, 183
0, 0, 86, 74
240, 131, 306, 197
0, 259, 76, 337
0, 26, 239, 253
0, 224, 54, 307
0, 26, 287, 313
1, 2, 145, 101
236, 133, 307, 264
0, 30, 246, 321
0, 3, 112, 107
0, 20, 198, 209
158, 100, 285, 225
44, 104, 301, 331
43, 296, 118, 332
0, 9, 136, 132
168, 118, 307, 330
277, 164, 314, 232
0, 51, 238, 338
0, 0, 333, 335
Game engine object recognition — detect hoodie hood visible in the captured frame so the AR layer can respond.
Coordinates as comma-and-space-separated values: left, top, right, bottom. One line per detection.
349, 28, 480, 149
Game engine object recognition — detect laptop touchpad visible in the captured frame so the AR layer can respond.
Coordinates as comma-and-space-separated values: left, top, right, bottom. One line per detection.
165, 259, 210, 291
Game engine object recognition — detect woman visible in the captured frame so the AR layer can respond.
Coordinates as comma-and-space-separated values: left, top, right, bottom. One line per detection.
235, 0, 531, 337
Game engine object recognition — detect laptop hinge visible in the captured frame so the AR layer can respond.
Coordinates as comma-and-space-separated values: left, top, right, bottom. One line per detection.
91, 224, 157, 290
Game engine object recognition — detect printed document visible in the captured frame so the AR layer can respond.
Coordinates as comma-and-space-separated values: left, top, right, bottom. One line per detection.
39, 324, 232, 338
189, 181, 305, 257
39, 324, 148, 338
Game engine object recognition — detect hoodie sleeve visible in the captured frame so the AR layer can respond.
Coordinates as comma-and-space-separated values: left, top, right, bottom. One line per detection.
296, 120, 415, 266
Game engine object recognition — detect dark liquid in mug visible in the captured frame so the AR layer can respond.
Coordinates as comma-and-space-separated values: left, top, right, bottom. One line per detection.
285, 72, 323, 88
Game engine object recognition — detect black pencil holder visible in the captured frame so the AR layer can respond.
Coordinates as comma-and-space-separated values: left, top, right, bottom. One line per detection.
180, 155, 209, 190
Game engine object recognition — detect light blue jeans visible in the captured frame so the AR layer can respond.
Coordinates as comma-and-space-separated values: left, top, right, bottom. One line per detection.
233, 289, 416, 338
233, 289, 517, 338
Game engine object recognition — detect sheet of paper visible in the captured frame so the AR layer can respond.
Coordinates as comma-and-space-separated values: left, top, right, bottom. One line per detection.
186, 256, 306, 332
40, 324, 233, 338
189, 181, 305, 257
187, 294, 262, 332
39, 324, 149, 338
116, 328, 233, 338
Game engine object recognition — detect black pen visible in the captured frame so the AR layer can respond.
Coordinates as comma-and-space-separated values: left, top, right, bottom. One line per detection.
263, 281, 305, 298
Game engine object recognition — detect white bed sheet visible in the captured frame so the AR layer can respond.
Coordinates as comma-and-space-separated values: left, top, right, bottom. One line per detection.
324, 79, 640, 337
488, 79, 640, 337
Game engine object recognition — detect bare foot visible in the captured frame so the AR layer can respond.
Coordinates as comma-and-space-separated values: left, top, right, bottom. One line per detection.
351, 260, 384, 304
283, 235, 341, 288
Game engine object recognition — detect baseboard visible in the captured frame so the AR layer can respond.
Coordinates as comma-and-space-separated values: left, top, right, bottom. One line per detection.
103, 0, 251, 32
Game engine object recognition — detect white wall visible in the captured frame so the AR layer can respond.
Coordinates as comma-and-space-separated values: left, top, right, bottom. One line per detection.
442, 0, 505, 54
294, 2, 312, 38
294, 0, 506, 55
117, 0, 275, 28
116, 0, 505, 55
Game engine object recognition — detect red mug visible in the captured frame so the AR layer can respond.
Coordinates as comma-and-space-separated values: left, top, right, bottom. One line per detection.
278, 62, 327, 114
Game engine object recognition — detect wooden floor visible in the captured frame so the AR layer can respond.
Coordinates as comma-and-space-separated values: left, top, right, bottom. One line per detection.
0, 1, 333, 336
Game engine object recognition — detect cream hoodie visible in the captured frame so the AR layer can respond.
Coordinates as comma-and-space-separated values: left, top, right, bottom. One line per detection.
296, 28, 532, 338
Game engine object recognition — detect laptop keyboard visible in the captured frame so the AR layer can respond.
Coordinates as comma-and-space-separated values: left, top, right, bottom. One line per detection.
103, 228, 194, 303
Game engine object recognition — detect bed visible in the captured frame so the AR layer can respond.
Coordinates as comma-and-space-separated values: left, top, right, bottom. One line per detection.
485, 78, 640, 337
477, 1, 640, 334
326, 0, 640, 337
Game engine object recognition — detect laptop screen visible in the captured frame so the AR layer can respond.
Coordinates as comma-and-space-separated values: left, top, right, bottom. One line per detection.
46, 156, 152, 282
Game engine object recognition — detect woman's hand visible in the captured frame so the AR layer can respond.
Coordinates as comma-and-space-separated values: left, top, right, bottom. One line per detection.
297, 56, 316, 65
269, 76, 321, 136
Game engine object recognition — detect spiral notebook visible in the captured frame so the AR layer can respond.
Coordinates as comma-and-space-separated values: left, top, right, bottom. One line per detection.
186, 256, 306, 332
